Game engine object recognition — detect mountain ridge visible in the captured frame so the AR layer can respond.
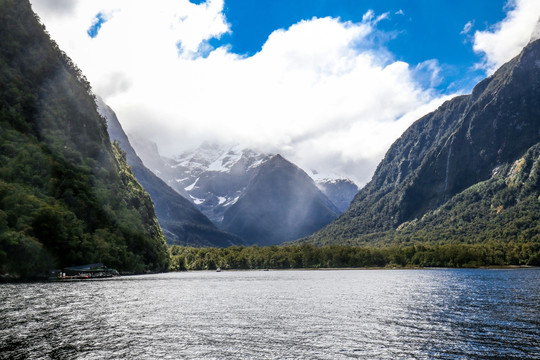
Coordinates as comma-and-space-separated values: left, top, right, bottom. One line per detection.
130, 140, 358, 222
303, 37, 540, 245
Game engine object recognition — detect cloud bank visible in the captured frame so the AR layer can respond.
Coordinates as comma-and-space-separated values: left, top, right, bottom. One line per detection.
473, 0, 540, 74
29, 0, 538, 185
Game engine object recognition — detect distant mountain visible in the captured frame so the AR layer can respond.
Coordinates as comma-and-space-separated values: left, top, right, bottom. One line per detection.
129, 140, 354, 244
168, 143, 272, 224
130, 141, 358, 221
128, 134, 192, 199
98, 101, 245, 247
304, 37, 540, 246
313, 176, 359, 213
222, 155, 339, 245
0, 0, 169, 276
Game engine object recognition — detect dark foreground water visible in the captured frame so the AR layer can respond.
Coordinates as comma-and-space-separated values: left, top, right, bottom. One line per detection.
1, 269, 539, 359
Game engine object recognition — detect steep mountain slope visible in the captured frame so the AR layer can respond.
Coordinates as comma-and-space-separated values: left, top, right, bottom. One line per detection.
99, 101, 245, 247
390, 143, 540, 244
222, 155, 339, 245
305, 38, 540, 245
0, 0, 169, 276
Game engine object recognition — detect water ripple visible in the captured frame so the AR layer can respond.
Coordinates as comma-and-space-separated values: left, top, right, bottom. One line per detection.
1, 269, 539, 359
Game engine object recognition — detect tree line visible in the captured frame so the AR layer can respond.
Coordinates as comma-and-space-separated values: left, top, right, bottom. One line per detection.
169, 242, 540, 271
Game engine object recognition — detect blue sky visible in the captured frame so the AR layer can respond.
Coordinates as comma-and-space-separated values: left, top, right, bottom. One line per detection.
212, 0, 507, 92
31, 0, 540, 183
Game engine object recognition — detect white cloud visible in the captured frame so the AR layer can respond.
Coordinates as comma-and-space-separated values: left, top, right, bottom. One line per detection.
414, 59, 443, 88
30, 0, 76, 17
30, 0, 449, 185
362, 9, 390, 25
473, 0, 540, 74
460, 20, 474, 35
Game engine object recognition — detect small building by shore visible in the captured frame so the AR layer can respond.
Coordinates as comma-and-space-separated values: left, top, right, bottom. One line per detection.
52, 263, 118, 280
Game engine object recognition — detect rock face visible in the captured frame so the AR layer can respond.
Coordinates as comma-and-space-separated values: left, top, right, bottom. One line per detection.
306, 38, 540, 245
99, 101, 245, 247
222, 155, 339, 245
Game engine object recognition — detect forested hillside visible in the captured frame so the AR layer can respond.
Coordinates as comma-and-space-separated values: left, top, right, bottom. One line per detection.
0, 0, 169, 277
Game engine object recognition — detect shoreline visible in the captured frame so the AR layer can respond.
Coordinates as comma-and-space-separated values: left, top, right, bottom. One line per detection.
2, 265, 538, 284
170, 265, 540, 272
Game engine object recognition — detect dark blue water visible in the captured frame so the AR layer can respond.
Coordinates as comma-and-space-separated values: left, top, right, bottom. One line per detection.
1, 269, 539, 359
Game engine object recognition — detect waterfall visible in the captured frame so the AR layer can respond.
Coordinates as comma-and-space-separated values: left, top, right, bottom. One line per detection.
443, 145, 452, 198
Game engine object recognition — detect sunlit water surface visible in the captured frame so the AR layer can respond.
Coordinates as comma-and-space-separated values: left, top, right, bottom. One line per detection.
1, 269, 539, 359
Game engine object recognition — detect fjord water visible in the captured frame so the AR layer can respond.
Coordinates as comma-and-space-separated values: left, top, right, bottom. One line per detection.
1, 269, 539, 359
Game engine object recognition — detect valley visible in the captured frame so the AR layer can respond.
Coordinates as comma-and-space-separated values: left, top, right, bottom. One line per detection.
2, 1, 540, 359
1, 0, 540, 275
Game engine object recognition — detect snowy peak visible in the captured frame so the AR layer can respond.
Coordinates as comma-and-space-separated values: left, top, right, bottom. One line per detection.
308, 170, 359, 213
207, 145, 246, 172
173, 143, 272, 180
173, 142, 225, 172
162, 143, 274, 224
315, 177, 359, 213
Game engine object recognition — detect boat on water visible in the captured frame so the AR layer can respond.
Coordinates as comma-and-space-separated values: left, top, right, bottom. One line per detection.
50, 263, 118, 281
216, 267, 222, 272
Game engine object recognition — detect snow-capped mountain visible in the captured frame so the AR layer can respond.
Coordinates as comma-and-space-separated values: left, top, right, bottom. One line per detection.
129, 141, 273, 224
222, 155, 339, 245
129, 139, 359, 234
99, 102, 244, 247
168, 143, 273, 224
311, 174, 359, 213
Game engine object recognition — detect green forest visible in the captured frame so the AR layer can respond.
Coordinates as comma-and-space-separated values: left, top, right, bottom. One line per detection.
0, 0, 169, 277
305, 144, 540, 248
169, 242, 540, 271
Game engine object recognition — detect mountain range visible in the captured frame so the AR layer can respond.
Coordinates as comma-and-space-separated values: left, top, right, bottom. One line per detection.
132, 141, 357, 219
3, 0, 540, 277
303, 36, 540, 246
98, 100, 245, 247
129, 140, 355, 245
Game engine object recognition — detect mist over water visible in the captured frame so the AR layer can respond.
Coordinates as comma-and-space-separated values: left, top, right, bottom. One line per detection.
1, 269, 539, 359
